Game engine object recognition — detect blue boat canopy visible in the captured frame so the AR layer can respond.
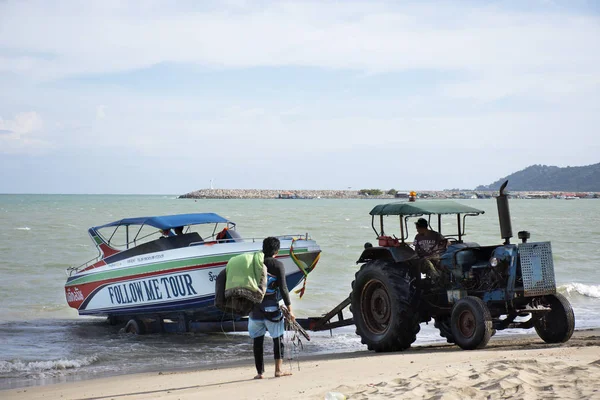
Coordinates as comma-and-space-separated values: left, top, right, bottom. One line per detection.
93, 213, 232, 231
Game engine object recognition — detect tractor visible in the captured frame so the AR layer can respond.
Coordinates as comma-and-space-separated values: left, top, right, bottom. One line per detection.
351, 181, 575, 351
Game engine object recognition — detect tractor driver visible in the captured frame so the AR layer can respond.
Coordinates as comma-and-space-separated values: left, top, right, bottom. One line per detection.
413, 218, 448, 283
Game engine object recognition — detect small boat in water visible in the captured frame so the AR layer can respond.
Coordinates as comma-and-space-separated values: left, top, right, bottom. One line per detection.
65, 213, 321, 327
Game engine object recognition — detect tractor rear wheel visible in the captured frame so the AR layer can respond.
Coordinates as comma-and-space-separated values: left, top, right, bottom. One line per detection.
351, 260, 420, 352
450, 296, 493, 350
534, 293, 574, 343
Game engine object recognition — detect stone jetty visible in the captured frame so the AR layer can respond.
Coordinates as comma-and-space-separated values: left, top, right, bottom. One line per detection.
179, 189, 365, 199
179, 188, 600, 200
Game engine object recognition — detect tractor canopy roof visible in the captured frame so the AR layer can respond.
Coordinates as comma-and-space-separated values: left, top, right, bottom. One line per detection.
369, 200, 485, 216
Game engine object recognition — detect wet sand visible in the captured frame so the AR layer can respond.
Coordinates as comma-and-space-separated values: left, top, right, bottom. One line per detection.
4, 329, 600, 400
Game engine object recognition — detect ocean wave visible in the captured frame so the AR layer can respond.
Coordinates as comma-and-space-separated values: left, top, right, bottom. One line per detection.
0, 355, 99, 374
559, 283, 600, 299
15, 227, 31, 231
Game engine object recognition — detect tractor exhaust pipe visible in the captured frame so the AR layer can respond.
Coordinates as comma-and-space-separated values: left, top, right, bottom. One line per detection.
496, 180, 513, 245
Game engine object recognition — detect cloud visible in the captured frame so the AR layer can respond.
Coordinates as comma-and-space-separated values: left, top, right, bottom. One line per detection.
1, 2, 598, 89
0, 112, 43, 135
96, 105, 106, 120
1, 1, 598, 105
0, 112, 50, 153
0, 1, 598, 192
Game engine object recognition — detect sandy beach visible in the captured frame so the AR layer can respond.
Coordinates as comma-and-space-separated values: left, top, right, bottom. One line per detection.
4, 329, 600, 400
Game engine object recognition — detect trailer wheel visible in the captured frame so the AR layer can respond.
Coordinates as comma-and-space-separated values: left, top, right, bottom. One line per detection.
124, 319, 145, 335
534, 293, 574, 343
351, 260, 420, 352
434, 317, 455, 344
450, 296, 493, 350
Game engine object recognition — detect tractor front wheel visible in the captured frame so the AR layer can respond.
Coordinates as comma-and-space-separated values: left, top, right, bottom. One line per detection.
534, 293, 574, 343
450, 296, 493, 350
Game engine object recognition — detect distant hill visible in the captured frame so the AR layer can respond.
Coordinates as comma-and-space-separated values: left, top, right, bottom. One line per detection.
475, 163, 600, 192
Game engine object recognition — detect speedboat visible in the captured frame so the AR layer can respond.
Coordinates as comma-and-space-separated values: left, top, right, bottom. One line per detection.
65, 213, 321, 329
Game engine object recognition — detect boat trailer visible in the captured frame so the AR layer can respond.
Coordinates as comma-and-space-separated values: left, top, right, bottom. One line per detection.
122, 296, 355, 339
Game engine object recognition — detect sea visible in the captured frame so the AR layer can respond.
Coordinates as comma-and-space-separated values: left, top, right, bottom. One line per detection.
1, 195, 599, 390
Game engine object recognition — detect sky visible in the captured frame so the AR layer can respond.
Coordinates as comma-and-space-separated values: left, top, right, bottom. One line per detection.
1, 0, 599, 194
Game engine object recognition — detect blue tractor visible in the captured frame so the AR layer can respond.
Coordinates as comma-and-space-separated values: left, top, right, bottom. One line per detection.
352, 181, 574, 351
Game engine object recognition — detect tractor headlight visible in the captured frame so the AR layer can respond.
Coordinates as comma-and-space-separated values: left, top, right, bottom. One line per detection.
490, 257, 499, 267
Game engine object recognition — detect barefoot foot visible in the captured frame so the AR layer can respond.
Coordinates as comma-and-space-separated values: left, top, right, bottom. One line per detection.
275, 371, 292, 377
254, 374, 264, 379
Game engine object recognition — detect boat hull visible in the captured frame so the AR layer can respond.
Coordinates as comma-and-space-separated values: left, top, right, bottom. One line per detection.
65, 239, 319, 321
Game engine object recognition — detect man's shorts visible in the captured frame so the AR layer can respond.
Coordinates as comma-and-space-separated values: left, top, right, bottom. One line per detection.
248, 317, 284, 339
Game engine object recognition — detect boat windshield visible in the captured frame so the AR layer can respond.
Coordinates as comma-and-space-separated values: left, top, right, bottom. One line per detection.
97, 222, 237, 250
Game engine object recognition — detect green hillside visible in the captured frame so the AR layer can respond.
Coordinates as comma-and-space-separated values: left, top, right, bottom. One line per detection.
475, 163, 600, 191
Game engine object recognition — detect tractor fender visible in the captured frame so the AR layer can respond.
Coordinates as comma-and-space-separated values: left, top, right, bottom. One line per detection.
357, 245, 417, 264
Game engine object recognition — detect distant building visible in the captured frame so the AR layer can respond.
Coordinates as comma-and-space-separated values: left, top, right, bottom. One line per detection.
278, 192, 297, 199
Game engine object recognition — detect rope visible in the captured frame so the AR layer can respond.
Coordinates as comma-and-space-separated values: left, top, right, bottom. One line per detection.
285, 328, 303, 373
282, 306, 307, 373
289, 238, 321, 298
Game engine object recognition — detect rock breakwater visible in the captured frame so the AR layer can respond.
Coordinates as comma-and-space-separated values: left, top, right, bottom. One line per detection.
179, 189, 370, 199
179, 189, 599, 200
